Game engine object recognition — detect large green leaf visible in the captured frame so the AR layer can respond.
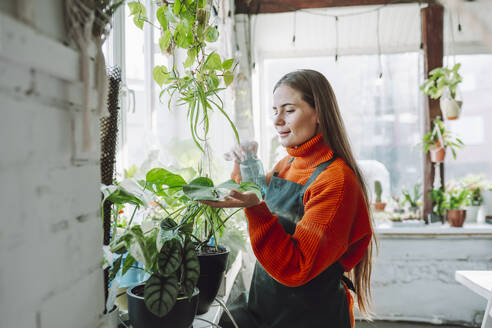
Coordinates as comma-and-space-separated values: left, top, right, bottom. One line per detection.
182, 177, 223, 201
204, 52, 222, 71
121, 253, 136, 276
106, 187, 144, 207
181, 238, 200, 298
146, 168, 186, 188
144, 272, 179, 317
157, 239, 182, 277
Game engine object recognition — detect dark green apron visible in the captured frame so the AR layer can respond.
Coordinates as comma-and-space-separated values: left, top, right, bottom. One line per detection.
220, 156, 355, 328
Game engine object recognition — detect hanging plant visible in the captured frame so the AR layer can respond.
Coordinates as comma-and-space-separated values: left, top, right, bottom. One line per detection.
421, 117, 464, 163
128, 0, 239, 152
420, 63, 463, 120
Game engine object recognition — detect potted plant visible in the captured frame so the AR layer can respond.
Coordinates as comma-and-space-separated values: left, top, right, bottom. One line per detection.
401, 183, 422, 220
443, 188, 469, 227
372, 180, 386, 211
420, 63, 463, 120
103, 167, 260, 326
459, 175, 485, 223
421, 117, 464, 163
430, 188, 446, 223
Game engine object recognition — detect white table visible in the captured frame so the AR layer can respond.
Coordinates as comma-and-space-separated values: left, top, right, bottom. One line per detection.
455, 270, 492, 328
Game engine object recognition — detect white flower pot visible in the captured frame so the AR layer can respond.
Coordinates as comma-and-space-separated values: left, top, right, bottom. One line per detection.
440, 98, 462, 120
464, 205, 480, 223
101, 306, 119, 328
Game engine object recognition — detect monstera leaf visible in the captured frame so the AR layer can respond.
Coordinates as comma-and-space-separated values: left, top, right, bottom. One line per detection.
143, 272, 179, 317
181, 237, 200, 298
157, 239, 182, 277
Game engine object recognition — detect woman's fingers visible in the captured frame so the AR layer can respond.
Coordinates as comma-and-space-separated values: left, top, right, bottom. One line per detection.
199, 190, 260, 209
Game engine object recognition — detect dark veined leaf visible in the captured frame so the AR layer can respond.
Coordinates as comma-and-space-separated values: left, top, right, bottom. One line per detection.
206, 26, 219, 42
144, 272, 179, 317
121, 253, 136, 276
181, 238, 200, 298
158, 239, 182, 277
160, 217, 178, 231
156, 6, 168, 30
179, 222, 194, 234
146, 168, 186, 188
224, 71, 234, 87
109, 255, 123, 282
222, 58, 234, 70
204, 52, 222, 71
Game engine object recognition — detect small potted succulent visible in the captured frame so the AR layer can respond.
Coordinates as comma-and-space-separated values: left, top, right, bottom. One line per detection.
372, 180, 386, 211
421, 117, 464, 163
420, 63, 463, 120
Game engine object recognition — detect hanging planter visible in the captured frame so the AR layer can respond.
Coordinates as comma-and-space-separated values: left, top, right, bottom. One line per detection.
429, 142, 446, 163
440, 87, 463, 120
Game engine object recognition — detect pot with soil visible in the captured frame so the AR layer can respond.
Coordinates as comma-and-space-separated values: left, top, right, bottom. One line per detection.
429, 143, 446, 163
127, 284, 199, 328
447, 209, 466, 227
196, 245, 230, 314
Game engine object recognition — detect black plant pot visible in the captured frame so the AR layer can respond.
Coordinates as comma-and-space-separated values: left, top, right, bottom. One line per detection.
127, 284, 199, 328
196, 245, 230, 314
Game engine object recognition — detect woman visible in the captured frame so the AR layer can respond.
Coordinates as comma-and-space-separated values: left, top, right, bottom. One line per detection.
202, 69, 375, 327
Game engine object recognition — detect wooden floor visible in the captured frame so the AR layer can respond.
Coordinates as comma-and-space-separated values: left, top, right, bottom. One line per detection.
356, 321, 470, 328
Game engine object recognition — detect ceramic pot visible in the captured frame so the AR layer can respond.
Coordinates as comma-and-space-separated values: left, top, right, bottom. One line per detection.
440, 97, 462, 120
447, 209, 466, 227
429, 144, 446, 163
196, 246, 229, 314
127, 284, 199, 328
373, 202, 386, 211
464, 205, 479, 223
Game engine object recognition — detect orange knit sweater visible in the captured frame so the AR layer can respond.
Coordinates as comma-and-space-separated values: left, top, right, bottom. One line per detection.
234, 134, 372, 326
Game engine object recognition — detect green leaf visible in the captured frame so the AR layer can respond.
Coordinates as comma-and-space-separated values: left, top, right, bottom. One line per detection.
144, 272, 179, 317
121, 253, 136, 276
159, 30, 172, 53
181, 238, 200, 298
106, 187, 144, 207
224, 71, 234, 86
222, 58, 234, 70
160, 217, 178, 231
204, 52, 222, 71
129, 226, 151, 269
157, 239, 182, 277
152, 66, 169, 87
207, 73, 220, 89
146, 168, 186, 188
183, 177, 223, 201
156, 6, 168, 30
198, 0, 207, 8
109, 255, 123, 282
184, 48, 197, 68
173, 0, 182, 16
128, 1, 147, 29
206, 26, 219, 42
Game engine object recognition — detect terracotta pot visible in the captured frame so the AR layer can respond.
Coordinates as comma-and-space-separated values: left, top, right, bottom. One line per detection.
373, 202, 386, 211
429, 144, 446, 163
447, 209, 466, 227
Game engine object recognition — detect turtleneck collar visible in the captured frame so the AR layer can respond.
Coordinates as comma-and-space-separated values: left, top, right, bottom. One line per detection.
286, 134, 334, 169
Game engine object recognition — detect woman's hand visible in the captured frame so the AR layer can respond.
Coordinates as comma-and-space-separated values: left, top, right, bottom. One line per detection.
200, 190, 261, 208
224, 141, 258, 163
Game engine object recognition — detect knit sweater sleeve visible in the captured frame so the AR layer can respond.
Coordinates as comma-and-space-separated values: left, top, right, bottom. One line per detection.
244, 165, 363, 287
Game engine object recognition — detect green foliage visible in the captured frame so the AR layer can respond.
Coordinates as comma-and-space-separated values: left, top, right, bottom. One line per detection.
374, 180, 382, 203
103, 166, 255, 317
420, 63, 462, 99
128, 1, 240, 152
430, 188, 446, 216
402, 183, 422, 208
421, 118, 464, 159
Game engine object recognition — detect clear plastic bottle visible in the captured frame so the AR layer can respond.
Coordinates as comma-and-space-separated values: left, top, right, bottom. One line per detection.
240, 151, 266, 196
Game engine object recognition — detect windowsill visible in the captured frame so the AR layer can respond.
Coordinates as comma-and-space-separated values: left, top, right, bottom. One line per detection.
375, 222, 492, 236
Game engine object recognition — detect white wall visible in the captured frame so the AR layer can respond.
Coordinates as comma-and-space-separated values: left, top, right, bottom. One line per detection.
0, 4, 104, 328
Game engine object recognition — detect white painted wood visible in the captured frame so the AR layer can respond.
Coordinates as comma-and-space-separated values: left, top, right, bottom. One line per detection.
376, 223, 492, 235
455, 271, 492, 328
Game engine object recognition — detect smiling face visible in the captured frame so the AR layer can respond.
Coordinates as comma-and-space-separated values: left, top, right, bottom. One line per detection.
272, 84, 319, 148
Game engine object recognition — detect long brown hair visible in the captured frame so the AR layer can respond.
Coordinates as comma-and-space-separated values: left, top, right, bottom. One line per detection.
274, 69, 377, 317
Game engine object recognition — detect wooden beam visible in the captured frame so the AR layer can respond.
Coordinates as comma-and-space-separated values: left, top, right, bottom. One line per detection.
235, 0, 433, 15
421, 3, 444, 223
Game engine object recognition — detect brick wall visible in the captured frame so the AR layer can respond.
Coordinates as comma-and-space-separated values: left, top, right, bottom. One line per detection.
0, 4, 104, 328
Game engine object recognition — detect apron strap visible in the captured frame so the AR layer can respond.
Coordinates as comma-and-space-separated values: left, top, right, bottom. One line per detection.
341, 275, 356, 292
300, 155, 338, 195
